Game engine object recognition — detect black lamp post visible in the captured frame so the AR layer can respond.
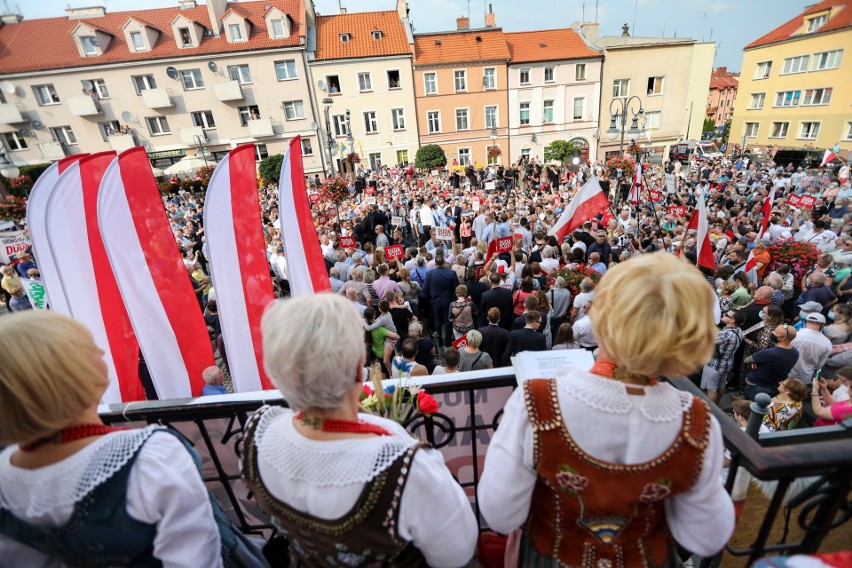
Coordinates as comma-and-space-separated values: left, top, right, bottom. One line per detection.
605, 96, 645, 208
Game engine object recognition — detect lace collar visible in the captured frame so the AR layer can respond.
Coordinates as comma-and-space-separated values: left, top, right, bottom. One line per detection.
555, 368, 693, 423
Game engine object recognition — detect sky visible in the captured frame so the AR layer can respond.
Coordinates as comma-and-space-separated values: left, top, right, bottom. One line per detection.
17, 0, 808, 72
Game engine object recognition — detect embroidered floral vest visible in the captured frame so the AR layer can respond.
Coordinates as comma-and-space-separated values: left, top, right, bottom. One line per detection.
523, 378, 711, 568
241, 407, 428, 568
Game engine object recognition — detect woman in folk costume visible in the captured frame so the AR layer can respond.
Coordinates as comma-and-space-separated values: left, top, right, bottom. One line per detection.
241, 293, 477, 567
478, 252, 734, 567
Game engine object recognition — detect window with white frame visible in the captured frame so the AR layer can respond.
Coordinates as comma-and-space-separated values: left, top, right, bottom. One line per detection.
191, 110, 216, 129
364, 111, 378, 134
458, 148, 471, 166
646, 76, 664, 95
357, 72, 373, 92
519, 102, 530, 125
146, 116, 170, 135
483, 67, 496, 90
83, 78, 109, 99
372, 30, 383, 40
520, 148, 531, 159
270, 19, 286, 38
744, 122, 759, 138
274, 60, 297, 80
132, 75, 156, 94
283, 100, 305, 120
424, 72, 437, 94
130, 31, 145, 51
178, 27, 193, 46
485, 105, 498, 128
340, 33, 351, 43
229, 24, 243, 41
3, 131, 27, 151
575, 63, 586, 81
427, 111, 440, 134
369, 152, 382, 170
573, 97, 585, 121
33, 84, 60, 105
754, 61, 772, 79
454, 70, 467, 92
802, 88, 832, 106
254, 143, 268, 161
387, 70, 400, 88
326, 75, 341, 93
238, 105, 259, 126
612, 79, 629, 98
180, 69, 204, 90
812, 49, 842, 71
782, 55, 809, 74
396, 149, 409, 164
807, 14, 827, 32
391, 108, 406, 130
544, 67, 554, 82
228, 64, 252, 84
775, 90, 801, 107
98, 120, 120, 140
845, 121, 852, 141
332, 114, 348, 136
82, 36, 98, 55
520, 68, 530, 85
799, 121, 820, 139
644, 111, 660, 129
770, 122, 789, 138
301, 138, 313, 156
455, 108, 469, 131
52, 126, 77, 145
749, 93, 765, 109
543, 100, 554, 123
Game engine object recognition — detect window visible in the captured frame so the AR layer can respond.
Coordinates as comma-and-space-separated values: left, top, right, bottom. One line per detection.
364, 111, 378, 133
229, 24, 243, 41
83, 78, 109, 99
387, 70, 400, 89
458, 148, 471, 166
274, 60, 297, 80
575, 63, 586, 81
397, 149, 409, 164
754, 61, 772, 79
52, 126, 77, 146
358, 72, 372, 92
812, 49, 843, 70
130, 31, 145, 51
484, 68, 496, 89
782, 55, 809, 74
770, 122, 789, 138
424, 73, 437, 94
488, 145, 499, 165
455, 108, 469, 131
180, 69, 204, 90
270, 19, 285, 38
332, 114, 348, 136
519, 102, 530, 125
301, 138, 313, 156
326, 75, 341, 94
644, 111, 660, 129
391, 108, 406, 130
519, 68, 530, 85
744, 122, 759, 138
82, 36, 98, 55
146, 116, 170, 136
191, 110, 216, 129
845, 121, 852, 141
520, 148, 531, 160
33, 84, 60, 105
228, 64, 252, 84
807, 14, 827, 32
3, 131, 27, 151
179, 27, 192, 46
799, 121, 820, 139
573, 97, 585, 121
372, 30, 383, 40
369, 152, 382, 170
454, 70, 466, 92
238, 105, 259, 126
775, 90, 801, 107
802, 88, 832, 105
612, 79, 629, 98
427, 111, 441, 134
544, 67, 554, 82
340, 33, 351, 43
98, 120, 120, 140
132, 75, 156, 94
283, 100, 305, 120
749, 93, 765, 109
647, 76, 664, 95
543, 100, 554, 123
485, 105, 498, 128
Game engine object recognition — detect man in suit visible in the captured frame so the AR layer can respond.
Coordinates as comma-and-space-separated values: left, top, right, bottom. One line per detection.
422, 251, 459, 347
479, 307, 511, 367
502, 310, 548, 365
479, 272, 513, 330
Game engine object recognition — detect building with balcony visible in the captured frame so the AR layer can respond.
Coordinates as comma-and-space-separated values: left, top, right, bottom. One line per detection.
728, 0, 852, 155
0, 0, 324, 174
706, 67, 739, 129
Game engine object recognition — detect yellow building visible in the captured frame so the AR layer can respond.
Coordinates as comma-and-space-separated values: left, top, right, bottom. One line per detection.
729, 0, 852, 155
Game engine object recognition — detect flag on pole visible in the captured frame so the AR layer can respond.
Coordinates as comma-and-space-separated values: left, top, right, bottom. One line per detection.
204, 144, 275, 393
548, 176, 613, 242
278, 136, 332, 296
820, 148, 837, 168
694, 186, 715, 270
629, 159, 642, 205
744, 186, 777, 273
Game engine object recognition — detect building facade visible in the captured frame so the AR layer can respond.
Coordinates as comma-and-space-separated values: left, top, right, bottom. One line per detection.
706, 67, 739, 129
729, 0, 852, 154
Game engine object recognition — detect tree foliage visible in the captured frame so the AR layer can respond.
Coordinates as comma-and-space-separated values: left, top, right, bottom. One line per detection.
258, 154, 284, 185
543, 140, 582, 164
414, 144, 447, 169
702, 118, 716, 133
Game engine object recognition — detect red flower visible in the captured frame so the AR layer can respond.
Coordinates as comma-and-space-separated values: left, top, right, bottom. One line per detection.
417, 391, 439, 415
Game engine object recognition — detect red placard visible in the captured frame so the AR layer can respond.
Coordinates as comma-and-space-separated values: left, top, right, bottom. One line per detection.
452, 336, 468, 349
365, 186, 376, 196
799, 194, 816, 209
787, 194, 801, 206
385, 244, 404, 260
475, 265, 486, 280
667, 206, 686, 217
338, 235, 356, 249
649, 190, 662, 202
308, 192, 319, 203
317, 215, 327, 225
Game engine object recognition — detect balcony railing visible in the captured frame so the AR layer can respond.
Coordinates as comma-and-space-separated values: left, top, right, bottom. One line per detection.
98, 370, 851, 563
0, 102, 25, 124
141, 88, 174, 109
67, 95, 102, 117
108, 133, 136, 153
215, 80, 244, 102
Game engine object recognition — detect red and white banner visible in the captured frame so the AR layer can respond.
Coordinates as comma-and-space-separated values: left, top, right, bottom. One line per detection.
452, 336, 468, 349
385, 244, 405, 260
787, 194, 802, 206
629, 159, 642, 205
668, 206, 687, 218
338, 235, 356, 249
204, 144, 275, 393
278, 136, 331, 296
549, 177, 613, 242
799, 194, 816, 209
820, 148, 836, 168
649, 189, 662, 202
44, 153, 144, 403
694, 187, 715, 271
486, 236, 513, 259
98, 147, 213, 399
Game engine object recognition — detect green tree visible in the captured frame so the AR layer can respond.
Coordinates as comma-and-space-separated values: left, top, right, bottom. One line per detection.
702, 118, 716, 133
414, 144, 447, 169
258, 154, 284, 185
543, 140, 581, 164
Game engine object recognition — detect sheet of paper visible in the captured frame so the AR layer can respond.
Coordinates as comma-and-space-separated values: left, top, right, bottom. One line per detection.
512, 350, 594, 384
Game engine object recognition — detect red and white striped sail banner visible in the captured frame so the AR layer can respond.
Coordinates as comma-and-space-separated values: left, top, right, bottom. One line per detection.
278, 136, 331, 295
44, 153, 144, 403
98, 147, 212, 399
204, 144, 275, 392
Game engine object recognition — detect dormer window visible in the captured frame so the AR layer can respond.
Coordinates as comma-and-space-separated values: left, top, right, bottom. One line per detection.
264, 7, 290, 40
229, 23, 243, 41
179, 27, 192, 46
130, 31, 145, 51
270, 18, 285, 38
807, 14, 827, 32
222, 11, 251, 43
372, 30, 383, 40
170, 15, 203, 49
82, 36, 98, 55
340, 33, 351, 43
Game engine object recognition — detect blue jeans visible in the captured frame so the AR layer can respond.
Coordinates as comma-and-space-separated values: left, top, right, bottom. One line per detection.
745, 382, 777, 402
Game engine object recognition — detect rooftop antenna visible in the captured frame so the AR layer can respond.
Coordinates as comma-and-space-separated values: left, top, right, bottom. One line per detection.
632, 0, 638, 37
582, 1, 585, 22
337, 0, 343, 12
467, 0, 471, 20
595, 0, 598, 22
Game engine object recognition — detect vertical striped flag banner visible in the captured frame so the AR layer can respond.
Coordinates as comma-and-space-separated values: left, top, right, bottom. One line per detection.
628, 157, 642, 205
26, 155, 86, 314
98, 147, 212, 399
694, 186, 716, 270
204, 144, 275, 392
44, 152, 144, 403
278, 135, 331, 295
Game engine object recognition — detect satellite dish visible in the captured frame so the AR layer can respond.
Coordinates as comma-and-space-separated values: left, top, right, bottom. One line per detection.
310, 121, 318, 130
82, 80, 93, 91
166, 66, 179, 80
18, 128, 31, 138
208, 60, 218, 72
0, 81, 15, 95
317, 79, 327, 92
90, 37, 100, 47
121, 111, 135, 123
31, 120, 44, 131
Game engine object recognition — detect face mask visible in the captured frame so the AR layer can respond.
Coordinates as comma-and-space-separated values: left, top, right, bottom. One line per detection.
828, 311, 836, 321
759, 311, 766, 320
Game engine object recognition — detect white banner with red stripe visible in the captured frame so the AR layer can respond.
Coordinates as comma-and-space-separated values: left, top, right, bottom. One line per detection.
204, 144, 275, 393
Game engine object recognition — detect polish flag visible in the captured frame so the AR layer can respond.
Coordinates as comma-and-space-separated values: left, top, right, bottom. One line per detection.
744, 185, 777, 273
43, 153, 144, 403
548, 176, 612, 242
820, 148, 836, 168
98, 147, 213, 399
278, 136, 331, 295
693, 186, 715, 270
628, 159, 642, 205
204, 144, 275, 392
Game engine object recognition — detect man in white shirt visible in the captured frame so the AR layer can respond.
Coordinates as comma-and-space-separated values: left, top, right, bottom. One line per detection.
572, 302, 597, 350
789, 312, 832, 384
418, 199, 435, 246
539, 246, 560, 274
571, 278, 595, 322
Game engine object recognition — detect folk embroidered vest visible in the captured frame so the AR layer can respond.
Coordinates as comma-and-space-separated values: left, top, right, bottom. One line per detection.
523, 378, 711, 568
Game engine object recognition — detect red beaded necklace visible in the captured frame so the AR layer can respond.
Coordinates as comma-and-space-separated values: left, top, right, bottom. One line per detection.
295, 412, 391, 436
590, 360, 659, 386
19, 423, 126, 452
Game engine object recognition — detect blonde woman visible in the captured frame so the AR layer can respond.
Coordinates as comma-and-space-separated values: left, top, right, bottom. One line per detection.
478, 253, 734, 566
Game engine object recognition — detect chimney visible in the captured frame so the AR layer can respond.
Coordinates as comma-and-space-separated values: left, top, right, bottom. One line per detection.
65, 6, 106, 19
206, 0, 227, 37
456, 15, 469, 30
580, 22, 599, 42
0, 12, 22, 24
484, 4, 495, 27
340, 7, 347, 13
396, 0, 410, 21
178, 0, 197, 9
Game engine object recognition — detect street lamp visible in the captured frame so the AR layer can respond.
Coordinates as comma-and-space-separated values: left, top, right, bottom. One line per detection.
0, 150, 19, 179
606, 96, 645, 207
322, 97, 335, 177
193, 134, 210, 168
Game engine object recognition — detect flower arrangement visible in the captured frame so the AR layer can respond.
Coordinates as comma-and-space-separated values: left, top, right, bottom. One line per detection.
8, 175, 33, 192
487, 146, 502, 160
766, 240, 820, 285
359, 362, 439, 425
0, 195, 28, 223
318, 176, 350, 204
344, 152, 361, 164
605, 155, 636, 180
544, 266, 602, 294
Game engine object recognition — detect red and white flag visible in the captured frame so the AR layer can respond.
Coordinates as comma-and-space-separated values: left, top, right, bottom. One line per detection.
548, 176, 613, 242
629, 159, 642, 205
820, 148, 837, 168
204, 144, 275, 393
744, 185, 777, 273
43, 153, 144, 403
693, 187, 715, 270
98, 147, 213, 399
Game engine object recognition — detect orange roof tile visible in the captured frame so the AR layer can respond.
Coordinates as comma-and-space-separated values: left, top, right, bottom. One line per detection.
745, 0, 851, 49
414, 28, 510, 66
0, 0, 305, 75
504, 28, 600, 63
314, 11, 410, 61
709, 76, 738, 90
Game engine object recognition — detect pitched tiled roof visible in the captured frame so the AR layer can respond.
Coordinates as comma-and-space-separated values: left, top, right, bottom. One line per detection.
504, 29, 600, 63
745, 0, 851, 49
314, 11, 410, 61
0, 0, 305, 75
414, 28, 510, 66
709, 76, 738, 90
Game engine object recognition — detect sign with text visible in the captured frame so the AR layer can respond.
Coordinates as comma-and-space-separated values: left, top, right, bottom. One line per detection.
665, 173, 676, 193
452, 336, 468, 350
338, 235, 356, 249
486, 236, 513, 259
365, 186, 376, 196
475, 265, 486, 280
317, 215, 327, 226
787, 194, 802, 206
799, 194, 816, 209
391, 215, 403, 226
649, 189, 662, 202
435, 227, 454, 241
384, 244, 405, 260
364, 196, 376, 205
485, 181, 496, 190
472, 199, 480, 212
667, 206, 687, 217
0, 230, 30, 263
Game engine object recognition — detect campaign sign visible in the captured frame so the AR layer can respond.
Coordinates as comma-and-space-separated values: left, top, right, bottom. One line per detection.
475, 265, 486, 279
472, 200, 480, 212
435, 227, 454, 241
649, 189, 662, 202
485, 181, 496, 190
665, 173, 676, 193
787, 194, 802, 206
667, 206, 687, 217
338, 235, 356, 249
364, 196, 376, 205
492, 236, 513, 254
317, 215, 327, 226
0, 230, 30, 263
391, 216, 403, 226
365, 186, 376, 196
452, 336, 468, 350
385, 244, 405, 260
799, 195, 816, 209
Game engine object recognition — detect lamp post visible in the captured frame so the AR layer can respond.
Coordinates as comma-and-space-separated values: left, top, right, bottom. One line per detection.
345, 109, 355, 175
0, 150, 20, 180
193, 134, 209, 168
605, 96, 645, 208
322, 97, 335, 177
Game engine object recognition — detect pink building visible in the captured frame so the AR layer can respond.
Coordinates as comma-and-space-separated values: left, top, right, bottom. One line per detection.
706, 67, 739, 128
